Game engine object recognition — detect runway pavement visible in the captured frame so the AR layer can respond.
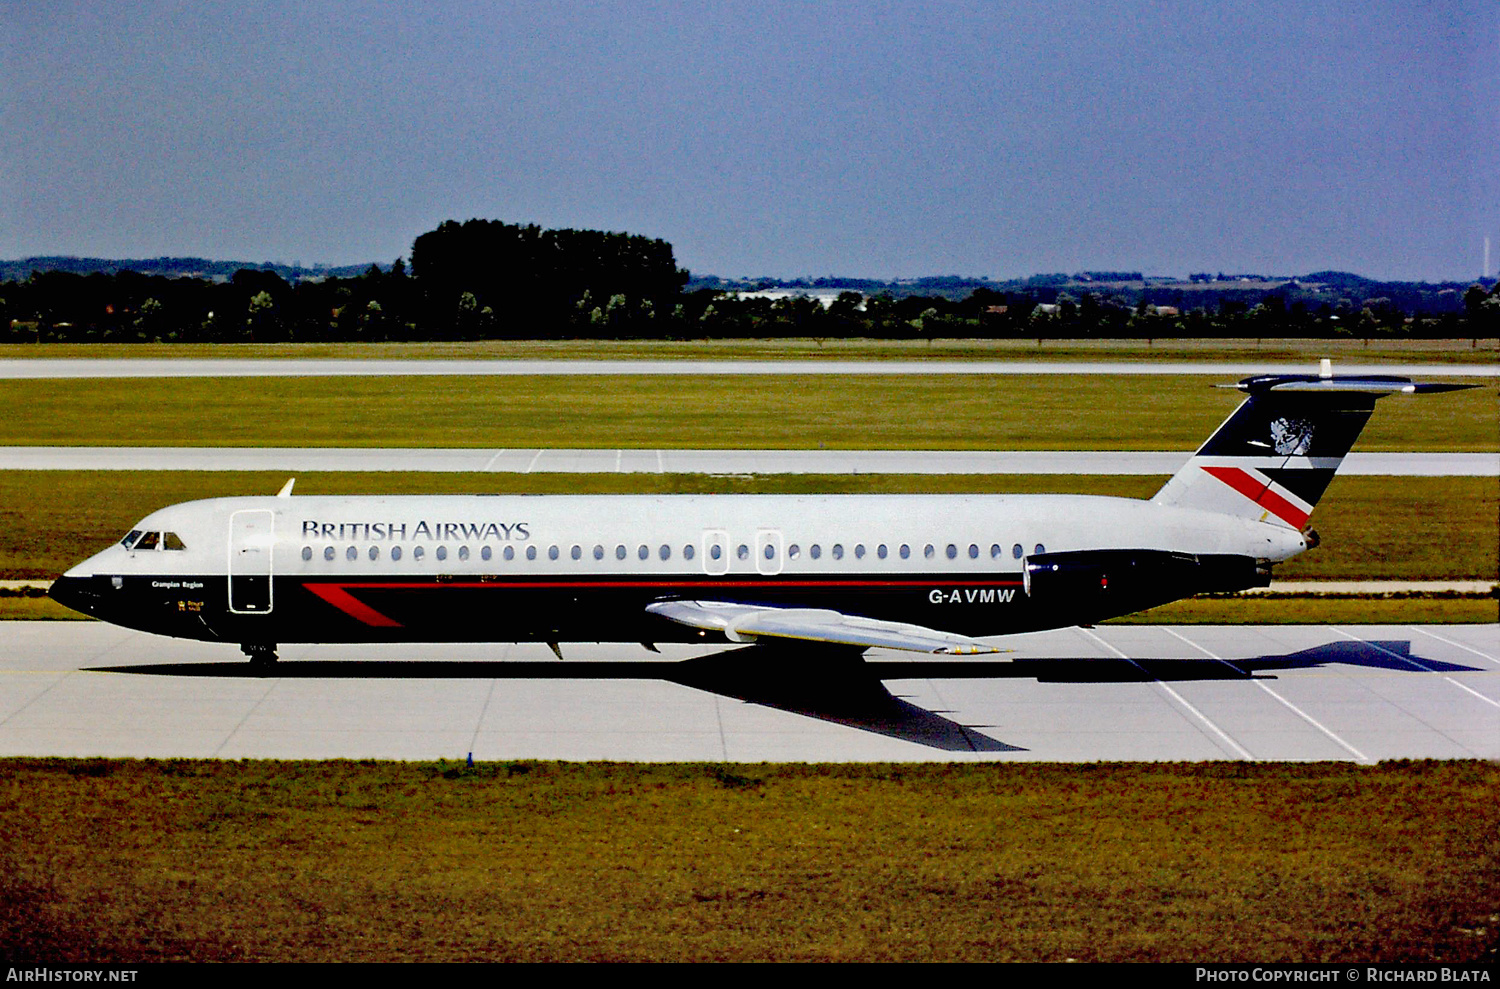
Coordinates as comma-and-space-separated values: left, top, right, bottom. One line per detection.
1, 358, 1496, 379
2, 447, 1492, 475
1, 621, 1493, 762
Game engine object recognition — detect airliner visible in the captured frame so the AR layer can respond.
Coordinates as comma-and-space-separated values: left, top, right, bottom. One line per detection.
48, 363, 1473, 666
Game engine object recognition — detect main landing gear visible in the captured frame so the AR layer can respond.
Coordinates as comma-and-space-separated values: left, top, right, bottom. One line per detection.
241, 643, 278, 668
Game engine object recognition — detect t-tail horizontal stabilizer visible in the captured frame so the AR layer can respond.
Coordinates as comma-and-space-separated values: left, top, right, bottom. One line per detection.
1153, 361, 1479, 528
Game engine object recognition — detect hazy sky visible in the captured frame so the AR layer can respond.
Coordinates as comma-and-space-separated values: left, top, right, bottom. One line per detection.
3, 1, 1493, 281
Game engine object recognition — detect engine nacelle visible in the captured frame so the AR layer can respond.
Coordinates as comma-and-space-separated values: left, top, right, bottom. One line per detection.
1023, 549, 1269, 620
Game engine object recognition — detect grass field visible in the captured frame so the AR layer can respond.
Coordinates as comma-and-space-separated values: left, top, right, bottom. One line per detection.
1, 759, 1494, 962
3, 371, 1493, 451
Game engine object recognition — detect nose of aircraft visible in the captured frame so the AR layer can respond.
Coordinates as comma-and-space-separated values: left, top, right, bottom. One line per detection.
48, 574, 103, 617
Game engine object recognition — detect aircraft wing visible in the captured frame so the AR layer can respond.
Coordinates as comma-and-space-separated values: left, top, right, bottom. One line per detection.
645, 599, 1002, 655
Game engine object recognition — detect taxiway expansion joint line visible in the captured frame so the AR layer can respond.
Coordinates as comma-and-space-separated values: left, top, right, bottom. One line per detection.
469, 679, 500, 758
212, 677, 282, 759
1407, 626, 1500, 667
1331, 626, 1500, 711
524, 449, 545, 473
1075, 627, 1254, 761
482, 449, 509, 472
1160, 626, 1370, 763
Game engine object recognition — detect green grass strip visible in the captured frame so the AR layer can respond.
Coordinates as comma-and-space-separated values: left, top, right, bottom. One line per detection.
0, 372, 1492, 450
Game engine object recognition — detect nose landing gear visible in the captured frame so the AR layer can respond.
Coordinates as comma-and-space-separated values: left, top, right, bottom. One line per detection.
241, 643, 278, 668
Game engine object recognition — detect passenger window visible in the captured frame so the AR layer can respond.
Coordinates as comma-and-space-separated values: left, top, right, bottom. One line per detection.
660, 544, 670, 560
946, 544, 957, 560
638, 545, 649, 561
370, 546, 380, 561
571, 545, 582, 561
324, 546, 335, 561
458, 546, 469, 561
164, 532, 186, 551
877, 544, 888, 559
526, 545, 537, 561
924, 544, 935, 559
832, 544, 844, 560
436, 546, 448, 561
710, 544, 722, 560
788, 544, 800, 559
737, 544, 749, 561
594, 545, 604, 561
616, 544, 627, 561
548, 546, 559, 561
392, 546, 403, 561
1012, 543, 1023, 560
414, 546, 425, 560
900, 544, 910, 559
347, 546, 358, 561
503, 546, 514, 561
991, 544, 1001, 559
1035, 543, 1046, 555
854, 544, 865, 559
482, 546, 492, 561
810, 545, 821, 559
683, 545, 695, 560
764, 544, 775, 560
301, 546, 312, 561
968, 544, 978, 559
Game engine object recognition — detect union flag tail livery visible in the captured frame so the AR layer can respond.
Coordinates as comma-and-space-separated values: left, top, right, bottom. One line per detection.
49, 362, 1477, 666
1152, 361, 1472, 531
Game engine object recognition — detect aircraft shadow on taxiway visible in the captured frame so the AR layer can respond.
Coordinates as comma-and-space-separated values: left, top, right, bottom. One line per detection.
87, 638, 1479, 754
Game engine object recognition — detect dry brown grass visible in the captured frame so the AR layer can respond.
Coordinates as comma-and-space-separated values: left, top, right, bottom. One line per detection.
1, 760, 1495, 962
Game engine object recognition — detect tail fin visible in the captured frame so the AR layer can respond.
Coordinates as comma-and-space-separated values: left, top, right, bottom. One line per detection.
1153, 361, 1474, 529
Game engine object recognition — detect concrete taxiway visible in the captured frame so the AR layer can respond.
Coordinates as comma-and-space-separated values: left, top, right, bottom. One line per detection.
2, 447, 1492, 475
1, 622, 1494, 762
1, 358, 1496, 379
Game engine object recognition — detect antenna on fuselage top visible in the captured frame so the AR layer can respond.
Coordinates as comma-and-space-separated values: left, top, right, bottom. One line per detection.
277, 478, 296, 498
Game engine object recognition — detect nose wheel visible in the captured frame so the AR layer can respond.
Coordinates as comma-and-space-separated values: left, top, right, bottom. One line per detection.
241, 643, 279, 667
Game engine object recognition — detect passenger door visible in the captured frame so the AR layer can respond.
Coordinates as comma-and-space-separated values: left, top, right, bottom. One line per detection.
228, 510, 274, 614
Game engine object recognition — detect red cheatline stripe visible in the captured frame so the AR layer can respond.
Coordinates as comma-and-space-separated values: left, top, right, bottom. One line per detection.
303, 583, 404, 627
1200, 465, 1310, 528
302, 577, 1024, 627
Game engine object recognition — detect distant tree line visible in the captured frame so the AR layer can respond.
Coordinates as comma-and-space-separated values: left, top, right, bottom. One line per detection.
2, 221, 1497, 343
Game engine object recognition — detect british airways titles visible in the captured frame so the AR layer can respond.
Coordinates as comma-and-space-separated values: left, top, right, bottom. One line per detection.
301, 520, 532, 543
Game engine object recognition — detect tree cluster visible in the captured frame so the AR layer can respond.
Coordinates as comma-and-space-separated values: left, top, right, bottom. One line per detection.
2, 221, 1497, 343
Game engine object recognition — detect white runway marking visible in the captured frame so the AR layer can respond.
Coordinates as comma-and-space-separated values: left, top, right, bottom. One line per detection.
1160, 626, 1370, 762
1332, 626, 1500, 709
1076, 626, 1254, 760
1408, 625, 1500, 666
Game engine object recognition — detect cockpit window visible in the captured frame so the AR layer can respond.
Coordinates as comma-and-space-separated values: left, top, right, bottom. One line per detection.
120, 530, 143, 549
163, 532, 186, 551
134, 532, 160, 551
